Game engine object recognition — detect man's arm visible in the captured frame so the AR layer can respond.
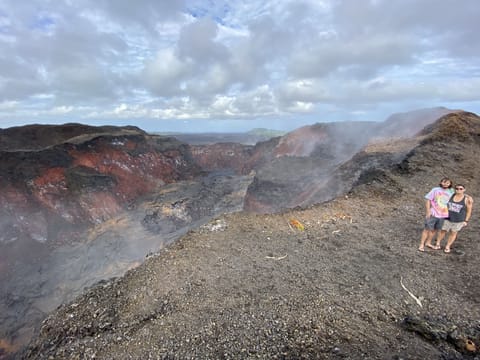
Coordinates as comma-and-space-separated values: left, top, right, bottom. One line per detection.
425, 199, 431, 217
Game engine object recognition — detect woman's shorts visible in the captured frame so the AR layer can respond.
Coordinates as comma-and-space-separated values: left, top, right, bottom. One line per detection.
441, 220, 465, 232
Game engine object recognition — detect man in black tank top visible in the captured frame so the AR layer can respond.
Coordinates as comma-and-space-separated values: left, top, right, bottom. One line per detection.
435, 184, 474, 253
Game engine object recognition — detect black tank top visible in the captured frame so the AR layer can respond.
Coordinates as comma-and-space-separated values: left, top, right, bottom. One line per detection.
447, 195, 467, 222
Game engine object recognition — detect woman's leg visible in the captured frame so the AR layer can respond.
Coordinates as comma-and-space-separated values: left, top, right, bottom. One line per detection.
444, 231, 458, 252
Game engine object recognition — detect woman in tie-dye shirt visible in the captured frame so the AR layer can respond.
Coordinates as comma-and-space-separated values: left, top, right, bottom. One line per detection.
418, 177, 454, 252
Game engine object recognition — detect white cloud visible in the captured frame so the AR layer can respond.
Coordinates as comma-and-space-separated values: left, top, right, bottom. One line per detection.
277, 79, 329, 104
284, 101, 314, 113
48, 106, 74, 115
0, 0, 479, 131
177, 18, 229, 64
231, 85, 277, 116
141, 48, 192, 96
0, 100, 18, 110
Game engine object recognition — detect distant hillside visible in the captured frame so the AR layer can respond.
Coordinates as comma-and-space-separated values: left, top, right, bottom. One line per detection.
246, 128, 285, 137
156, 129, 285, 145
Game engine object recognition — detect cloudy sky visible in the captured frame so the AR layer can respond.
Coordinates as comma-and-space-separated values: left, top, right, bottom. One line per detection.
0, 0, 479, 132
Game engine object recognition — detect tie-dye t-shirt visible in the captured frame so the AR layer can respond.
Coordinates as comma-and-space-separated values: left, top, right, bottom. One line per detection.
425, 187, 455, 218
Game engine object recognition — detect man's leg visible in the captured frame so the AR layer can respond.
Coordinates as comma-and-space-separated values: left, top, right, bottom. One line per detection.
435, 230, 447, 248
425, 230, 438, 248
419, 229, 434, 251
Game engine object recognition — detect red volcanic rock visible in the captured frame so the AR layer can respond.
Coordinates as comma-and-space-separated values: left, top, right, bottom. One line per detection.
0, 126, 202, 246
68, 141, 176, 201
31, 167, 69, 215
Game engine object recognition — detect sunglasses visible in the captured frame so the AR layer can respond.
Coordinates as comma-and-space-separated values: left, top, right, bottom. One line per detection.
455, 187, 465, 190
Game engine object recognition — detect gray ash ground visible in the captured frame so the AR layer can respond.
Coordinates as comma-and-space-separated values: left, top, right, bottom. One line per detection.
22, 137, 480, 359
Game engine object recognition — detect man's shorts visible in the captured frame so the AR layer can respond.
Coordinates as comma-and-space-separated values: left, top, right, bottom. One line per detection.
424, 216, 445, 230
441, 220, 465, 232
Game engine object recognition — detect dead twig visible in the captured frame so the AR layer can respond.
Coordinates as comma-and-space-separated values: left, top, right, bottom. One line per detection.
400, 276, 423, 308
265, 255, 288, 260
